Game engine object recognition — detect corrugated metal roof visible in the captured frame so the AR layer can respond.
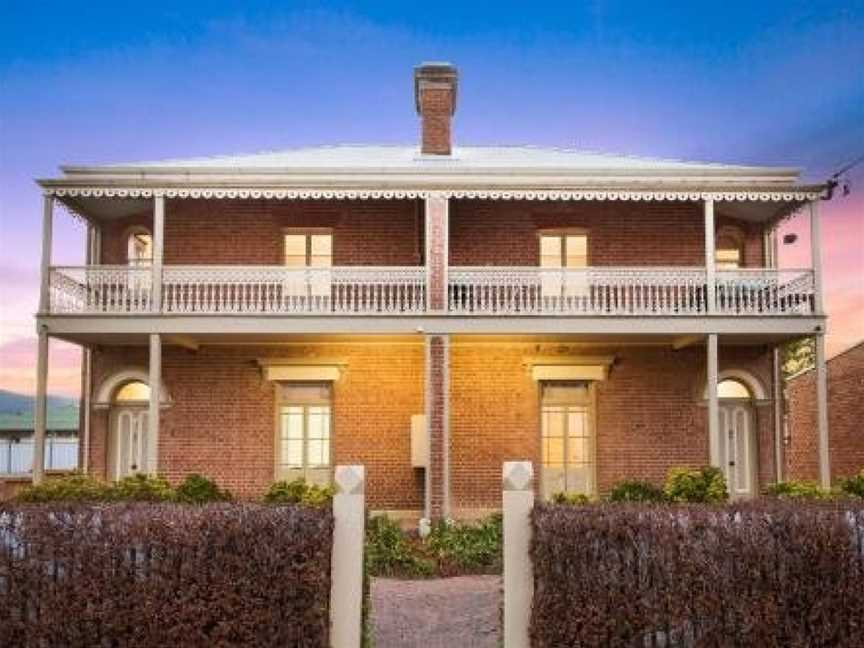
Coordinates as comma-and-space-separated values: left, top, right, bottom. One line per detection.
73, 145, 797, 176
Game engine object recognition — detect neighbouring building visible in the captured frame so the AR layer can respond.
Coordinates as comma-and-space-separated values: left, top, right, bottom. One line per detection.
30, 63, 834, 519
785, 341, 864, 482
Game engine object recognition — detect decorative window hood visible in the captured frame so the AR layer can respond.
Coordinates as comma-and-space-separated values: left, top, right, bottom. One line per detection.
524, 355, 616, 382
257, 358, 346, 382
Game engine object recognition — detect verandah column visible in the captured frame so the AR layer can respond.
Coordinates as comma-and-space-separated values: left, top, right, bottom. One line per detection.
707, 333, 720, 468
809, 199, 830, 487
704, 198, 716, 313
147, 334, 162, 475
152, 195, 165, 312
424, 193, 449, 312
425, 334, 450, 520
32, 328, 50, 484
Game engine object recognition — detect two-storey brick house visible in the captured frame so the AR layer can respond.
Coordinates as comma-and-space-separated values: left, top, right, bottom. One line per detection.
31, 63, 831, 519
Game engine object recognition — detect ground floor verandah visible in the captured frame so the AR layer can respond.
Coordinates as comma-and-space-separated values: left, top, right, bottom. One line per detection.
41, 332, 818, 518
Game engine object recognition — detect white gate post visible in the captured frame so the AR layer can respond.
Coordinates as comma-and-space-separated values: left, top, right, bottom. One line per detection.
503, 461, 534, 648
331, 465, 366, 648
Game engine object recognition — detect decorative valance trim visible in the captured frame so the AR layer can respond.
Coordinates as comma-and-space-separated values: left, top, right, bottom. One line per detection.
44, 186, 822, 202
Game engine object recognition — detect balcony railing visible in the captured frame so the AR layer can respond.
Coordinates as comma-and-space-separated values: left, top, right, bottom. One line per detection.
48, 266, 816, 317
49, 266, 427, 315
448, 267, 815, 316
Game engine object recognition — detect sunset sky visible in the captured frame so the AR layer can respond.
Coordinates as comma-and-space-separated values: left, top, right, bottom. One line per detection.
1, 1, 862, 397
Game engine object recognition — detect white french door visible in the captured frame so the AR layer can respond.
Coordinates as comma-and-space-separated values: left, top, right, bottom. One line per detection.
111, 407, 149, 480
719, 403, 755, 499
540, 383, 594, 499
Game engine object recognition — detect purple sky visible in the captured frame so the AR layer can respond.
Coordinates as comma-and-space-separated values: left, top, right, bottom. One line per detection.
1, 2, 862, 396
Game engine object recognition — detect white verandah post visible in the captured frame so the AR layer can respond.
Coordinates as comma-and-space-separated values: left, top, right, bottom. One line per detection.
815, 334, 830, 488
152, 195, 165, 312
147, 334, 161, 475
704, 198, 716, 313
32, 329, 50, 484
707, 334, 720, 468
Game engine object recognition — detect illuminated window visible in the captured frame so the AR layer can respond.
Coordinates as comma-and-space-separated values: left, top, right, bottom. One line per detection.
114, 381, 151, 402
539, 233, 588, 268
127, 230, 153, 267
277, 383, 332, 485
284, 232, 332, 267
718, 379, 751, 399
540, 383, 594, 499
715, 233, 743, 269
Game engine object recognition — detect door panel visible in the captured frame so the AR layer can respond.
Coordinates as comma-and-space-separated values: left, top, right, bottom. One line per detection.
111, 407, 148, 480
719, 403, 754, 499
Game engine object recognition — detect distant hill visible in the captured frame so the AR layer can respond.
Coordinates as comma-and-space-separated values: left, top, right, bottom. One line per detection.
0, 390, 79, 432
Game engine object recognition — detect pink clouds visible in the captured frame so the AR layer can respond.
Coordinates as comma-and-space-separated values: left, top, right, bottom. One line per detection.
0, 337, 82, 398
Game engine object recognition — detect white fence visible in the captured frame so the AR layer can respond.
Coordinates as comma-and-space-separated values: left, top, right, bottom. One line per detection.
0, 438, 78, 474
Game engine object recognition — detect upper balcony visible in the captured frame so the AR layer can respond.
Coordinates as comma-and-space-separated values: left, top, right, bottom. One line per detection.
47, 264, 815, 317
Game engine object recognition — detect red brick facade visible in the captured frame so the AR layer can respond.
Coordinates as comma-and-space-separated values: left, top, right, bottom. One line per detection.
86, 338, 776, 513
784, 342, 864, 482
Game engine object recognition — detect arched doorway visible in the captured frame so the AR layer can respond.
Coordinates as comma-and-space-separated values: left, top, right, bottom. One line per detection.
108, 380, 151, 480
717, 378, 757, 499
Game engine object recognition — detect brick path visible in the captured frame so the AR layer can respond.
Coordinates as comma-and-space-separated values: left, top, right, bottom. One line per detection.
371, 575, 502, 648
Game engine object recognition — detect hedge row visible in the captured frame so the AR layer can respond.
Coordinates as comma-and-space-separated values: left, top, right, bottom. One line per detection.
531, 501, 864, 647
0, 503, 333, 647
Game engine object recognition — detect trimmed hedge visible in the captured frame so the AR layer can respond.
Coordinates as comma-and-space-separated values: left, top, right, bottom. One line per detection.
0, 502, 333, 647
531, 501, 864, 647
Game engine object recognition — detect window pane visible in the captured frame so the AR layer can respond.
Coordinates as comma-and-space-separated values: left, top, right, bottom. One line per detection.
285, 235, 307, 266
128, 232, 153, 265
565, 235, 587, 268
715, 248, 741, 269
307, 439, 330, 467
545, 437, 564, 464
307, 407, 331, 440
115, 381, 150, 401
281, 408, 304, 440
718, 380, 750, 399
543, 409, 566, 438
540, 236, 562, 268
310, 235, 332, 267
282, 438, 303, 467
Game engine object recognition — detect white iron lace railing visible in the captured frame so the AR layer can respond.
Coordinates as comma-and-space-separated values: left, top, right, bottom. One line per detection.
449, 267, 816, 316
161, 266, 426, 314
715, 268, 815, 315
49, 266, 153, 313
50, 266, 426, 314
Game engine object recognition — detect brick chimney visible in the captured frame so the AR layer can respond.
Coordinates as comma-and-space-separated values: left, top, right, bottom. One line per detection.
414, 62, 458, 156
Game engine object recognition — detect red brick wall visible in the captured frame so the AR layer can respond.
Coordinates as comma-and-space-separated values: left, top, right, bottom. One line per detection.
449, 343, 775, 511
87, 340, 776, 513
449, 200, 765, 267
99, 198, 766, 270
100, 199, 423, 266
784, 342, 864, 482
88, 343, 425, 509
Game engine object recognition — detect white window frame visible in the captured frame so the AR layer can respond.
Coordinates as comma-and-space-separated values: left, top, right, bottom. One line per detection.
539, 382, 597, 499
283, 228, 333, 300
274, 383, 333, 484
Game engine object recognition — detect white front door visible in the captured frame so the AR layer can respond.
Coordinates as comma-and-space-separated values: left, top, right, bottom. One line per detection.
111, 407, 149, 480
719, 403, 755, 499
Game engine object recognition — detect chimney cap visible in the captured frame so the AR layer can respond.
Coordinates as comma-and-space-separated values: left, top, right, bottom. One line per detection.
414, 62, 458, 115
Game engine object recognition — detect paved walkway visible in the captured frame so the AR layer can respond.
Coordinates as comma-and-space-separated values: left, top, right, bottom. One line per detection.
371, 575, 502, 648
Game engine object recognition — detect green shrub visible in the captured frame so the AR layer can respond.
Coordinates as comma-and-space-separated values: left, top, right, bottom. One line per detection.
839, 470, 864, 499
111, 474, 176, 502
175, 473, 232, 503
264, 478, 335, 508
365, 515, 434, 577
765, 480, 832, 500
608, 480, 668, 503
16, 473, 112, 503
664, 466, 728, 503
427, 514, 503, 573
551, 491, 591, 505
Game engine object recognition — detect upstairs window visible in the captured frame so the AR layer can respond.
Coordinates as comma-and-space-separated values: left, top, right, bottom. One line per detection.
127, 229, 153, 267
715, 231, 743, 269
539, 232, 588, 268
284, 231, 332, 267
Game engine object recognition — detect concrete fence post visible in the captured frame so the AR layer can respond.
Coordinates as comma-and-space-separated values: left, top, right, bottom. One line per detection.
503, 461, 534, 648
330, 465, 366, 648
